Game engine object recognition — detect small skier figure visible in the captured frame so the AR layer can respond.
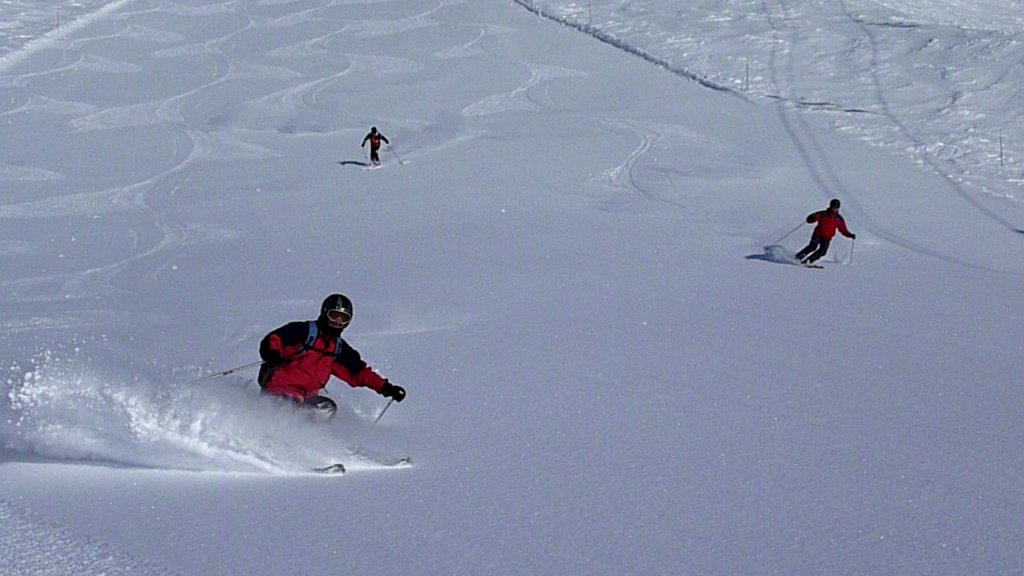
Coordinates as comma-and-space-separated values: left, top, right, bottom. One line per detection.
258, 293, 406, 418
361, 126, 390, 166
795, 198, 856, 265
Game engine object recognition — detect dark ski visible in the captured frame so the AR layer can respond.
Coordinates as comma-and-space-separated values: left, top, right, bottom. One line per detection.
313, 463, 347, 475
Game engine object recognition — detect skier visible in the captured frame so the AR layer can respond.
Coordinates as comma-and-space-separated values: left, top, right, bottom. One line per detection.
795, 198, 856, 265
257, 293, 406, 418
360, 126, 390, 166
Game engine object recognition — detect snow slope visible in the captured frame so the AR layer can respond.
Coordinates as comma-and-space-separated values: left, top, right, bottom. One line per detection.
1, 0, 1022, 574
526, 0, 1024, 235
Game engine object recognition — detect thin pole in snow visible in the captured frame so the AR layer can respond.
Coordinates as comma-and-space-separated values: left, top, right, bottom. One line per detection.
375, 399, 394, 424
190, 360, 265, 384
772, 221, 805, 245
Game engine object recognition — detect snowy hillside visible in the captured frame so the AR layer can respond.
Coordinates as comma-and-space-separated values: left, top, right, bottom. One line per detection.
2, 0, 1022, 574
525, 0, 1024, 233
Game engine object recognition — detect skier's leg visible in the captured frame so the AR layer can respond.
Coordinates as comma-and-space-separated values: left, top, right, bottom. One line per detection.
303, 395, 338, 419
805, 238, 831, 263
796, 237, 819, 262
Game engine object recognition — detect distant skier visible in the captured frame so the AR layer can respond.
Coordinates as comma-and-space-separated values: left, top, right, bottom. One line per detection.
795, 198, 856, 265
361, 126, 390, 166
257, 293, 406, 418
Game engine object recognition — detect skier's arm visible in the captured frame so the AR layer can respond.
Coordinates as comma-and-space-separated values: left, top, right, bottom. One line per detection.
806, 211, 820, 224
380, 135, 390, 145
331, 340, 404, 400
837, 216, 855, 238
331, 340, 387, 392
259, 322, 310, 362
361, 134, 370, 147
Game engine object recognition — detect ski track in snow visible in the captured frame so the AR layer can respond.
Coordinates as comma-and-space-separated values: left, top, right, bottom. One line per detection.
0, 0, 1021, 574
757, 0, 1006, 272
0, 0, 146, 73
461, 62, 584, 117
0, 0, 442, 475
521, 0, 1024, 237
0, 0, 1019, 460
0, 0, 474, 305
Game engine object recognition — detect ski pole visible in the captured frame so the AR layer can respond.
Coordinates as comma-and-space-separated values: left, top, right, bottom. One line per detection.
374, 398, 394, 424
190, 360, 264, 384
387, 146, 406, 165
771, 221, 805, 245
848, 237, 856, 265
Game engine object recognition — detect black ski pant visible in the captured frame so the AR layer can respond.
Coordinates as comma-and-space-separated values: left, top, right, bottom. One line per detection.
796, 235, 831, 263
303, 395, 338, 419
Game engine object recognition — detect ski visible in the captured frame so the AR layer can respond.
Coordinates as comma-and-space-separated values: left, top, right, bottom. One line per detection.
801, 263, 824, 269
312, 457, 410, 474
313, 463, 347, 475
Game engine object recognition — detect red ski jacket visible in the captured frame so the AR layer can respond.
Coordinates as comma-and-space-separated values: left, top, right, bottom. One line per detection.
361, 132, 389, 151
806, 209, 853, 240
259, 320, 387, 401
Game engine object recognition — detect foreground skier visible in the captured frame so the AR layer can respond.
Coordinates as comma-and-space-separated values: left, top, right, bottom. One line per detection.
258, 294, 406, 418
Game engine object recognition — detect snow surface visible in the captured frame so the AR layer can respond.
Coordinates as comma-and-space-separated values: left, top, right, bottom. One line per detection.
1, 0, 1022, 574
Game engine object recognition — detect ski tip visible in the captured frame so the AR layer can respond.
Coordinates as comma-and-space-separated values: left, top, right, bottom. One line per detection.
313, 457, 410, 474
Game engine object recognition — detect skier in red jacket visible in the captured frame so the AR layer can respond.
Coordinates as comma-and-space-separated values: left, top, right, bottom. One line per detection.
795, 198, 856, 265
258, 294, 405, 418
361, 126, 390, 166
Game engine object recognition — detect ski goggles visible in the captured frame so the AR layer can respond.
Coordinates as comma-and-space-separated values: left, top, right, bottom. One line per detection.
326, 309, 352, 326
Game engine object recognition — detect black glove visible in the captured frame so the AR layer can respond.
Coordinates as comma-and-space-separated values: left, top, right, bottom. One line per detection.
262, 351, 284, 366
381, 381, 406, 402
850, 233, 857, 239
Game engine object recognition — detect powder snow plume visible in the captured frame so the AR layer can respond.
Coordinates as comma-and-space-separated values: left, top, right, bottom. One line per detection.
1, 349, 401, 474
